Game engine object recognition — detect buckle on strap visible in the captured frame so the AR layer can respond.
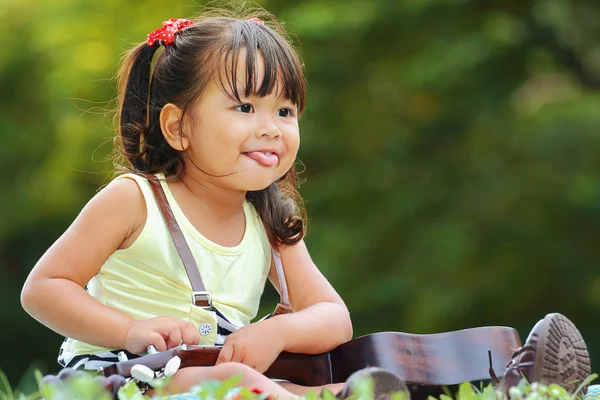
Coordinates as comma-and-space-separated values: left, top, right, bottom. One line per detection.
192, 291, 212, 309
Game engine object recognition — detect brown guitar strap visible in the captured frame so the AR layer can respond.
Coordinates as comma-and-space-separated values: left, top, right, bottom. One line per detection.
272, 251, 292, 315
146, 174, 292, 315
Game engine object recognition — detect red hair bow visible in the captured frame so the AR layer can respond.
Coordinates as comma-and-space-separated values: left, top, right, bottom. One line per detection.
147, 18, 194, 47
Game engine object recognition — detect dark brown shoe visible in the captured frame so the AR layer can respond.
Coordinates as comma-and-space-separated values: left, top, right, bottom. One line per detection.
497, 313, 590, 393
338, 367, 410, 400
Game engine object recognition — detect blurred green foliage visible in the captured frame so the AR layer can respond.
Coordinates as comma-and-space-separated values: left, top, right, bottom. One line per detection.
1, 0, 600, 392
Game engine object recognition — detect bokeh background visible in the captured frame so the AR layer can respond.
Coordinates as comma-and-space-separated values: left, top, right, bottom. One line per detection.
2, 0, 600, 393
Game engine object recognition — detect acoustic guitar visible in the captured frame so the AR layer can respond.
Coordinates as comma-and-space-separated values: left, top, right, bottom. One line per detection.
100, 327, 521, 399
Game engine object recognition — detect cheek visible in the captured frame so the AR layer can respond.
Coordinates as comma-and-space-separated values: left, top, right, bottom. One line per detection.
279, 129, 300, 171
212, 120, 251, 158
286, 132, 300, 160
284, 124, 300, 153
192, 122, 242, 159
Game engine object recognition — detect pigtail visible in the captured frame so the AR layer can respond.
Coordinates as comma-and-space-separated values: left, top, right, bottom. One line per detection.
246, 169, 306, 247
115, 43, 161, 173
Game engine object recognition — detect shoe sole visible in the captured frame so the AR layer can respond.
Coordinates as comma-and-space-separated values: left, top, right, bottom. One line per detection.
533, 313, 591, 391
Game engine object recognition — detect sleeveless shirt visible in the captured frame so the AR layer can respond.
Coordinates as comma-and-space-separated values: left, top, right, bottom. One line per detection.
59, 173, 272, 360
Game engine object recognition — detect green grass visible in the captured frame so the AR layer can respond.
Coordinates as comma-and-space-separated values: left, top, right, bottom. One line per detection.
0, 369, 596, 400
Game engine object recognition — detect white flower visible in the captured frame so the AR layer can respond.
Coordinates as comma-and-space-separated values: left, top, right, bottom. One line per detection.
509, 387, 523, 399
528, 392, 540, 400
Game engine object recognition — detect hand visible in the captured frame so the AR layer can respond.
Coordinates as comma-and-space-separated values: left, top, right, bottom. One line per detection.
123, 316, 199, 354
216, 319, 285, 373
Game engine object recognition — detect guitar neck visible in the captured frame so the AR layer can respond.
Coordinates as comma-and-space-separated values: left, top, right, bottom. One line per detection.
101, 346, 334, 386
101, 347, 184, 377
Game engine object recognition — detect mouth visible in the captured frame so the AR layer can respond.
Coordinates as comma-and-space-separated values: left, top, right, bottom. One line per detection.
243, 151, 279, 167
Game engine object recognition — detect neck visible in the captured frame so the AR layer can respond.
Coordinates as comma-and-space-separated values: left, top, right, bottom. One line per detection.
177, 169, 247, 217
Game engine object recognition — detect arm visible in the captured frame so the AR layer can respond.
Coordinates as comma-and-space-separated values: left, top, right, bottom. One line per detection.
267, 239, 353, 354
216, 239, 353, 372
22, 178, 199, 352
21, 178, 145, 349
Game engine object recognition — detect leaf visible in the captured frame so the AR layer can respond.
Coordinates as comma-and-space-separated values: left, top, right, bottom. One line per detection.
214, 374, 242, 399
304, 390, 317, 400
321, 388, 337, 400
350, 376, 374, 400
390, 391, 410, 400
117, 381, 146, 400
571, 373, 598, 399
68, 374, 103, 398
0, 371, 13, 400
32, 371, 43, 390
457, 382, 476, 400
480, 384, 497, 400
442, 385, 453, 398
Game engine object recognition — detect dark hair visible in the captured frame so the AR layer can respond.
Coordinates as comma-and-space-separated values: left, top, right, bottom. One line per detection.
113, 8, 306, 247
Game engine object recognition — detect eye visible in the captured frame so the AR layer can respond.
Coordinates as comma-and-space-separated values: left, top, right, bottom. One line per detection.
234, 104, 254, 113
277, 107, 295, 118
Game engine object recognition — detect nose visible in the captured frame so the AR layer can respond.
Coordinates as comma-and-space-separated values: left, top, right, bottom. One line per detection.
256, 116, 282, 139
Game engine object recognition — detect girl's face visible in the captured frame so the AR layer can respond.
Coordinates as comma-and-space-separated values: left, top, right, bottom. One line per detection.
181, 52, 300, 192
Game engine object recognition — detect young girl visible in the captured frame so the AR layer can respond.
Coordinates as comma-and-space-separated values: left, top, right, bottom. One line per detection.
21, 8, 356, 398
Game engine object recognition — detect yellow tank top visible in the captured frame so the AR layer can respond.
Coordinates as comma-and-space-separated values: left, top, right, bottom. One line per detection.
60, 173, 272, 356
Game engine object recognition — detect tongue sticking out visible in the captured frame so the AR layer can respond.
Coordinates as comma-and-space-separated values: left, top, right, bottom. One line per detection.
245, 151, 279, 166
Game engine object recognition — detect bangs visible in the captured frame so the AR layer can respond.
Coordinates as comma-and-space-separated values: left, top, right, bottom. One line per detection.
215, 20, 306, 113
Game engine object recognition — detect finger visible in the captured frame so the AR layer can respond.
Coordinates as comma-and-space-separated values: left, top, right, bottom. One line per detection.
240, 355, 255, 370
149, 332, 168, 352
176, 319, 199, 346
240, 354, 259, 372
216, 342, 233, 365
228, 342, 243, 364
157, 321, 182, 349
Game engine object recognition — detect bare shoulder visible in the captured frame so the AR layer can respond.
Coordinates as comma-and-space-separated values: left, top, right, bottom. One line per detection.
25, 175, 148, 286
96, 175, 144, 203
97, 176, 146, 220
94, 176, 147, 248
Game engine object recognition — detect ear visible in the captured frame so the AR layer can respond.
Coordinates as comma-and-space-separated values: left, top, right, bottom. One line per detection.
160, 103, 190, 151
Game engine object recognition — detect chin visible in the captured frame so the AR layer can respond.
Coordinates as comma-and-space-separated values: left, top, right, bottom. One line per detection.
239, 173, 278, 192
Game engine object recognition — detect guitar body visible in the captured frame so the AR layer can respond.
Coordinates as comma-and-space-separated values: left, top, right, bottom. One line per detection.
331, 328, 521, 384
328, 328, 521, 398
103, 327, 521, 399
